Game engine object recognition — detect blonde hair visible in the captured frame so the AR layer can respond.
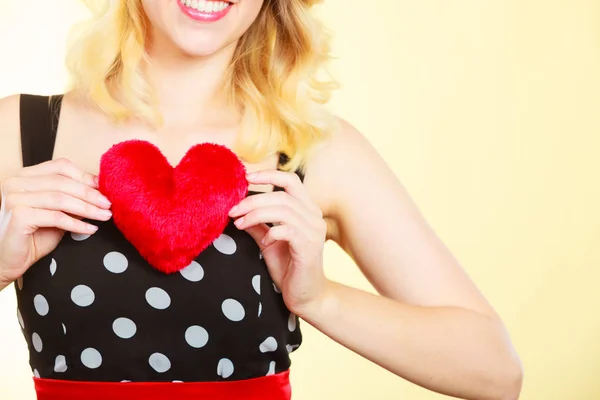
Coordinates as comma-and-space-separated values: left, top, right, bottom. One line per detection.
66, 0, 339, 172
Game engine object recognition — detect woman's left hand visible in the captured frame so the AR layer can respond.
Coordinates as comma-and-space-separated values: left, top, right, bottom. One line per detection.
228, 170, 328, 317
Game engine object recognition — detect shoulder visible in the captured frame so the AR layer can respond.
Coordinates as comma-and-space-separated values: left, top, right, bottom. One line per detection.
302, 116, 397, 225
302, 116, 378, 199
0, 93, 21, 123
0, 93, 66, 181
0, 94, 23, 181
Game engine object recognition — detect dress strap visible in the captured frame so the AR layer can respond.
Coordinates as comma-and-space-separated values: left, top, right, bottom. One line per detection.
20, 94, 63, 167
277, 153, 305, 183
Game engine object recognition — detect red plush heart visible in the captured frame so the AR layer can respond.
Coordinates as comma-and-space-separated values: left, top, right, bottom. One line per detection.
98, 140, 248, 274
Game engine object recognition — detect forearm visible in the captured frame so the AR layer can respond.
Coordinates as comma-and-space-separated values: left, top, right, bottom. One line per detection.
300, 280, 523, 400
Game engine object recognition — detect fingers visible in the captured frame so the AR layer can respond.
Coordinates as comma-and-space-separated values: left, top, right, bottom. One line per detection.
243, 223, 270, 251
232, 170, 326, 250
261, 224, 307, 249
0, 158, 111, 227
234, 205, 312, 234
10, 206, 98, 235
246, 170, 319, 214
4, 192, 112, 222
2, 174, 110, 210
230, 191, 314, 221
17, 158, 98, 189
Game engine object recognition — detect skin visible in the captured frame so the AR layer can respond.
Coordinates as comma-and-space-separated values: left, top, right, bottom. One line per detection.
0, 0, 523, 399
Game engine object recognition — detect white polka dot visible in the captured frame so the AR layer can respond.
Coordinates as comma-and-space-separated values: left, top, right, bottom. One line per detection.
81, 348, 102, 369
33, 369, 40, 378
259, 251, 263, 260
121, 380, 131, 383
180, 261, 204, 282
273, 283, 281, 294
173, 380, 183, 383
54, 355, 67, 373
217, 358, 234, 378
185, 325, 209, 348
267, 361, 276, 376
112, 317, 137, 339
71, 285, 95, 307
259, 337, 278, 353
252, 275, 261, 295
213, 234, 237, 255
33, 294, 49, 316
221, 299, 245, 322
71, 232, 91, 241
145, 287, 171, 310
62, 323, 66, 335
288, 313, 297, 331
286, 344, 295, 353
32, 333, 43, 352
17, 308, 24, 329
49, 258, 57, 276
103, 252, 128, 274
17, 276, 23, 290
258, 302, 262, 317
149, 353, 171, 373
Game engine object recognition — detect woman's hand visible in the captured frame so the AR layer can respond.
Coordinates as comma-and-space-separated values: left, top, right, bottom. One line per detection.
228, 170, 328, 317
0, 158, 112, 288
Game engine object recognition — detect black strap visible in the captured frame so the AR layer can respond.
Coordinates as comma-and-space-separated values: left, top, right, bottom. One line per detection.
278, 152, 305, 183
20, 94, 63, 168
17, 95, 305, 183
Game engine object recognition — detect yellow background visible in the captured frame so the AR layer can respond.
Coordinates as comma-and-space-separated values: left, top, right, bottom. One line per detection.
0, 1, 599, 399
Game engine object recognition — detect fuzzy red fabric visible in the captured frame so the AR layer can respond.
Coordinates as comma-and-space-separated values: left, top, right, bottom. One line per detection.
98, 140, 248, 274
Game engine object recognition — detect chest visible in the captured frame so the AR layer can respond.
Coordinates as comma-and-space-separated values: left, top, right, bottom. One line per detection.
50, 103, 279, 193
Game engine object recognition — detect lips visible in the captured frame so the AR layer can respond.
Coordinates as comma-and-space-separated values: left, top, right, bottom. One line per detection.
177, 0, 234, 22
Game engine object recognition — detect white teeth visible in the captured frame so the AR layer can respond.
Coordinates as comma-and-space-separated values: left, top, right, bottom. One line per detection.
182, 0, 230, 13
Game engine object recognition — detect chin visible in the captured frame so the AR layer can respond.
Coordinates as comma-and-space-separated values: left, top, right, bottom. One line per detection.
143, 0, 264, 58
173, 31, 239, 58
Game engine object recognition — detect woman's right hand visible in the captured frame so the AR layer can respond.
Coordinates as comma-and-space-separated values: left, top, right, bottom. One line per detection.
0, 158, 112, 289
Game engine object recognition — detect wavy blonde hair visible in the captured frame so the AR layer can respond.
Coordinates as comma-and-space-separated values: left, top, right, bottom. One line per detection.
66, 0, 339, 172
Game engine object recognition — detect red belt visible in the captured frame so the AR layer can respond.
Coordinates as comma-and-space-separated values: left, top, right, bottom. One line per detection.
34, 370, 291, 400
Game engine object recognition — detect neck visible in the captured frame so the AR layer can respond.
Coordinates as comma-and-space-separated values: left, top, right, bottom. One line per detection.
144, 34, 239, 128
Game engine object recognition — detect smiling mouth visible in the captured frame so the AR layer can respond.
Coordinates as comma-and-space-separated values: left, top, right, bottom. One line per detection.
179, 0, 233, 13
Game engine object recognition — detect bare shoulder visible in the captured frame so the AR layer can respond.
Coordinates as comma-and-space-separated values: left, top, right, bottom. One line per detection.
302, 117, 400, 225
0, 94, 23, 182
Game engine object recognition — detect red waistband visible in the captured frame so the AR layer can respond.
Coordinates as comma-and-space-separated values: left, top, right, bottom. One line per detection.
34, 370, 291, 400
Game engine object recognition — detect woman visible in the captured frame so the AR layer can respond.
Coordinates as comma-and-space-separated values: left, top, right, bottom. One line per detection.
0, 0, 523, 399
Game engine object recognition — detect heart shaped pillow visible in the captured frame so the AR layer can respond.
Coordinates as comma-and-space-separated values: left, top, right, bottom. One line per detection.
98, 140, 248, 274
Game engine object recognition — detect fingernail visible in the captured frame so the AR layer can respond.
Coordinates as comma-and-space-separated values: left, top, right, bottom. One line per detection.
93, 176, 99, 186
98, 209, 112, 219
99, 196, 111, 208
87, 224, 98, 233
234, 217, 244, 227
246, 172, 257, 179
229, 205, 239, 215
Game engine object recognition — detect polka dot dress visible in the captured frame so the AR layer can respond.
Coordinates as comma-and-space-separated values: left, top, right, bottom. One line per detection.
15, 208, 302, 382
14, 94, 303, 383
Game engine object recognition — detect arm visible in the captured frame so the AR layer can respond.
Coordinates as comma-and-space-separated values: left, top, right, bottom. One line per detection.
0, 94, 23, 291
300, 119, 523, 400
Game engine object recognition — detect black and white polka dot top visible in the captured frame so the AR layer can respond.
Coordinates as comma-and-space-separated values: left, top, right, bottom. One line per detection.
14, 94, 303, 383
